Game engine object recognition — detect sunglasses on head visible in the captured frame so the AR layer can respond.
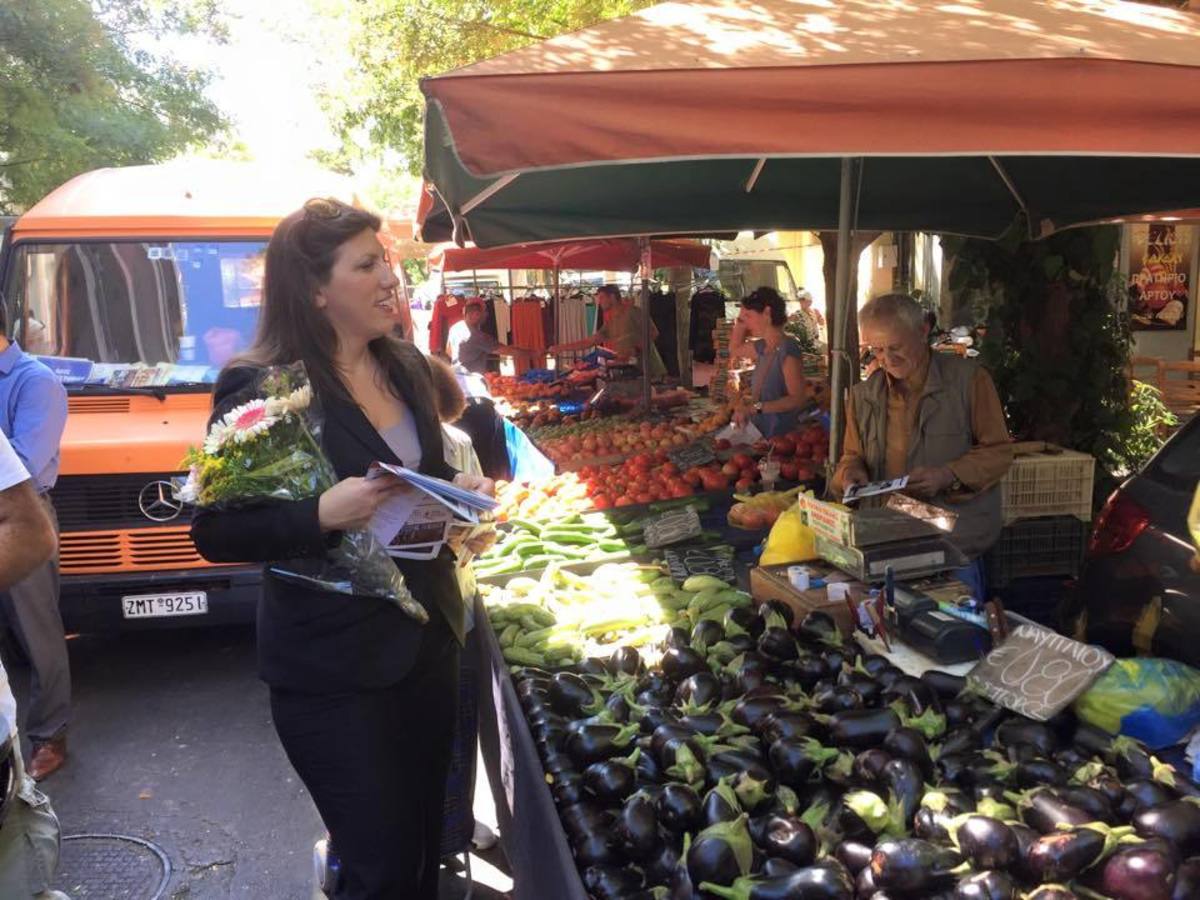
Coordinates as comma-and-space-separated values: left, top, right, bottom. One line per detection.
303, 197, 344, 220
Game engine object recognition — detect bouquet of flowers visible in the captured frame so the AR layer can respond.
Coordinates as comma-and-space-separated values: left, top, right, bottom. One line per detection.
177, 363, 427, 623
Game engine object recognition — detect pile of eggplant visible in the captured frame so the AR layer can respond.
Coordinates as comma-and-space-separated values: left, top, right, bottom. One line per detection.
512, 599, 1200, 899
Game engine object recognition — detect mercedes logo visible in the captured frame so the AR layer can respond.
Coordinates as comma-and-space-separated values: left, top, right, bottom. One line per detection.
138, 480, 185, 522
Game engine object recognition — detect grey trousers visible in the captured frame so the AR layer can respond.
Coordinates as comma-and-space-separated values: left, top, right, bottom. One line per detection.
0, 744, 69, 898
0, 498, 69, 742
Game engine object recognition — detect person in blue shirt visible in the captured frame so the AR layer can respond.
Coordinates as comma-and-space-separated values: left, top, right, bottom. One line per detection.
0, 334, 70, 781
728, 287, 811, 438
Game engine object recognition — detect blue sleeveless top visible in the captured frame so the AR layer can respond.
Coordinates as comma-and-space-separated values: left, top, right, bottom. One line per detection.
750, 337, 806, 437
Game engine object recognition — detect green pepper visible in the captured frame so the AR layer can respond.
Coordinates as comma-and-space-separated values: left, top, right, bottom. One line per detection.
515, 542, 549, 558
537, 530, 597, 546
506, 518, 543, 536
474, 557, 523, 578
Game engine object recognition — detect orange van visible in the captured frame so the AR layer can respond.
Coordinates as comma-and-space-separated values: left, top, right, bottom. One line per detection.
0, 161, 409, 630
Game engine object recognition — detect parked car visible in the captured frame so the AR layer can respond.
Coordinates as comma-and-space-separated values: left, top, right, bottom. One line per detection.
1062, 412, 1200, 665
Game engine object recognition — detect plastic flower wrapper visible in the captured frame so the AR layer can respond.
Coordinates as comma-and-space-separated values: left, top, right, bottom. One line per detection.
178, 363, 427, 623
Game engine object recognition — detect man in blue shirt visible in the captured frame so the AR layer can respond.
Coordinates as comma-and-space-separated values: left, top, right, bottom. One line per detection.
0, 335, 70, 781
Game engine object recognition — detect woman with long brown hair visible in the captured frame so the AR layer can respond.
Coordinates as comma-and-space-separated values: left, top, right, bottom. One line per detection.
191, 198, 491, 899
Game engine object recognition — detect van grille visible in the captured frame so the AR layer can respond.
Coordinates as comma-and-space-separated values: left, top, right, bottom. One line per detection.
51, 473, 187, 531
59, 527, 213, 576
67, 397, 133, 414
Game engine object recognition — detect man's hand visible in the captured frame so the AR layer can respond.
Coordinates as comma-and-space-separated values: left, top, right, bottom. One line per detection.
841, 460, 869, 489
906, 465, 956, 499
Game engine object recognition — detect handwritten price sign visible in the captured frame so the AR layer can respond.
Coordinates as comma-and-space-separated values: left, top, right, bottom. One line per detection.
966, 623, 1114, 721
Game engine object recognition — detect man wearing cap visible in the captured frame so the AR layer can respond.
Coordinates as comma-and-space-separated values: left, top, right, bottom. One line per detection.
446, 298, 536, 374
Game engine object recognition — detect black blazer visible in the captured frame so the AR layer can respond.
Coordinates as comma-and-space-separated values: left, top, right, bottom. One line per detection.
191, 343, 462, 693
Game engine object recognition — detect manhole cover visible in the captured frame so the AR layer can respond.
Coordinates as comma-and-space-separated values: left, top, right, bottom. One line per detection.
53, 834, 171, 900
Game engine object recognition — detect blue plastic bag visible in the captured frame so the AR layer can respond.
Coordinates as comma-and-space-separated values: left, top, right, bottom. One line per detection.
1074, 657, 1200, 750
503, 418, 555, 483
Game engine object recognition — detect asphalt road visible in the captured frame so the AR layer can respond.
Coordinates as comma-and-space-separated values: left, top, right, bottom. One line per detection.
2, 625, 512, 900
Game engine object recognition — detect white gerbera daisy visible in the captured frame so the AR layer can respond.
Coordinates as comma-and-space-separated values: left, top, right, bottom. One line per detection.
203, 422, 231, 455
222, 399, 278, 444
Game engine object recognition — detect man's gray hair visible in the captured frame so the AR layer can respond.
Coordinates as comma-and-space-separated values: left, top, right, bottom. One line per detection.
859, 292, 926, 334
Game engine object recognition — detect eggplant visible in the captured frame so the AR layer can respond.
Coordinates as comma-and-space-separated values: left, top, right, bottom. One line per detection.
733, 656, 772, 694
692, 618, 726, 648
761, 711, 816, 744
768, 738, 824, 789
1025, 889, 1079, 900
583, 864, 645, 900
759, 816, 816, 866
920, 669, 967, 699
704, 778, 743, 826
577, 657, 611, 677
698, 861, 855, 900
943, 700, 973, 728
1060, 785, 1115, 823
939, 728, 980, 758
604, 691, 634, 723
708, 750, 774, 792
914, 806, 956, 843
1091, 841, 1177, 900
835, 840, 874, 876
572, 830, 623, 867
675, 671, 722, 709
826, 708, 902, 749
868, 838, 957, 893
760, 858, 798, 878
639, 705, 679, 736
995, 720, 1058, 757
636, 745, 666, 784
1173, 856, 1200, 900
686, 815, 754, 888
821, 648, 848, 676
880, 758, 923, 827
644, 840, 682, 887
1125, 780, 1179, 817
610, 645, 644, 676
1025, 827, 1106, 882
657, 783, 703, 835
882, 727, 934, 780
853, 749, 893, 784
855, 863, 877, 897
875, 666, 906, 690
1014, 758, 1069, 789
760, 600, 795, 629
838, 670, 882, 705
541, 745, 579, 777
561, 800, 611, 836
1134, 800, 1200, 854
758, 627, 799, 662
726, 605, 763, 638
812, 685, 864, 713
955, 816, 1019, 871
662, 646, 709, 682
566, 722, 640, 766
551, 771, 588, 806
953, 870, 1018, 900
732, 695, 790, 733
584, 749, 640, 804
1016, 789, 1094, 834
884, 676, 942, 716
664, 626, 692, 651
617, 792, 662, 860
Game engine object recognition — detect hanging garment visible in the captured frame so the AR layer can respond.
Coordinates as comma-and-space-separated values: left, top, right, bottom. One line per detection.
649, 286, 679, 377
557, 292, 590, 346
689, 288, 727, 363
481, 296, 499, 340
493, 297, 511, 344
430, 294, 465, 355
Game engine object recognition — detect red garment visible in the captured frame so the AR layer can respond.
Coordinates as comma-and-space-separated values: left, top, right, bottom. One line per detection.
510, 300, 547, 374
430, 294, 466, 355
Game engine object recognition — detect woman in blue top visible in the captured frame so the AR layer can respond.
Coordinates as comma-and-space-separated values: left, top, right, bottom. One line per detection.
729, 287, 810, 437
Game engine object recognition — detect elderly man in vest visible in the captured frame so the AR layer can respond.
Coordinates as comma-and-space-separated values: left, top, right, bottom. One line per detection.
831, 293, 1013, 593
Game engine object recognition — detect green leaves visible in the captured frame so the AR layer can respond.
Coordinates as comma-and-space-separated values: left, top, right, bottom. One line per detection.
0, 0, 226, 211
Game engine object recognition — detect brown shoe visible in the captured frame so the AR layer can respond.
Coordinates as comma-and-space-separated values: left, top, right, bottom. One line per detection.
28, 736, 67, 781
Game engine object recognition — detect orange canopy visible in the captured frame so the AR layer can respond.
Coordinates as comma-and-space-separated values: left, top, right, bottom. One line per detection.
429, 237, 712, 272
423, 0, 1200, 177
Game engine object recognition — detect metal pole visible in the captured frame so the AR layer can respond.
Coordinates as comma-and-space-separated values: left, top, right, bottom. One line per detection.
829, 158, 857, 472
553, 266, 560, 370
640, 238, 653, 410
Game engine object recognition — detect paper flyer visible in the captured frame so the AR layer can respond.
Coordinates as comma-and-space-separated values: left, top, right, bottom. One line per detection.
843, 476, 909, 504
366, 463, 497, 558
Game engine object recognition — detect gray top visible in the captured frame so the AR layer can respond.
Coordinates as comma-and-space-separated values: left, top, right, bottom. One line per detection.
750, 337, 806, 438
379, 406, 422, 468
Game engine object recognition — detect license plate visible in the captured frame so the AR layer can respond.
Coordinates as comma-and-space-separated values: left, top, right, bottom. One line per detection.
121, 591, 208, 619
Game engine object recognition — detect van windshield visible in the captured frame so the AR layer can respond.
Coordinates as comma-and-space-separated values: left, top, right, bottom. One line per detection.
3, 239, 268, 387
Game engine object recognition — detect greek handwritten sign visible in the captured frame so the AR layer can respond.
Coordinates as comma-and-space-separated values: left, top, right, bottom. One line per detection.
664, 545, 737, 585
644, 506, 703, 549
668, 440, 717, 471
966, 623, 1114, 721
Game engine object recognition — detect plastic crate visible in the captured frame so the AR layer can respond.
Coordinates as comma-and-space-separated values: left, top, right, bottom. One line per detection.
984, 516, 1088, 589
1001, 442, 1095, 524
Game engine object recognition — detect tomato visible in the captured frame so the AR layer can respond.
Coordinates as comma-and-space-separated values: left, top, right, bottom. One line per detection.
714, 438, 732, 451
660, 462, 679, 477
592, 494, 611, 509
683, 469, 703, 488
670, 482, 692, 499
616, 494, 637, 507
721, 461, 741, 478
780, 462, 799, 481
635, 492, 654, 505
794, 442, 814, 460
732, 453, 754, 469
769, 435, 797, 456
735, 477, 754, 492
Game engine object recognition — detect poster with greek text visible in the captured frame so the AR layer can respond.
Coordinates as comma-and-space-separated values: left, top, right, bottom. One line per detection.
1128, 224, 1194, 331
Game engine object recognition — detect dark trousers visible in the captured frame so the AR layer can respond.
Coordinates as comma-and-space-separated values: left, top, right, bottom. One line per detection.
0, 496, 69, 742
270, 615, 460, 900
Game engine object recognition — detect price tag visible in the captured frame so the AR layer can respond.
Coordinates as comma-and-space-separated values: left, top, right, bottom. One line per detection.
643, 507, 703, 549
966, 623, 1114, 721
664, 545, 737, 585
667, 440, 717, 472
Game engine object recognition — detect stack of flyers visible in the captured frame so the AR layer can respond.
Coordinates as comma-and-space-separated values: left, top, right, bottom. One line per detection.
366, 463, 498, 560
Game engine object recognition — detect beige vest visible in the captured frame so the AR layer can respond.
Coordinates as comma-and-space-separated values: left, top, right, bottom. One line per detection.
849, 352, 1002, 559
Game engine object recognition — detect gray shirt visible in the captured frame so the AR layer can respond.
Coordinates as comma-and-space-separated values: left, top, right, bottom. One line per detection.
447, 319, 500, 374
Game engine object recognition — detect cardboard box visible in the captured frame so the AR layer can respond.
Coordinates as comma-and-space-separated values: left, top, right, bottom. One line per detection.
749, 563, 860, 636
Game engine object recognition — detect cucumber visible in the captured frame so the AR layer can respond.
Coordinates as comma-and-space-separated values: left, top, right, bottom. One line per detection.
503, 646, 547, 666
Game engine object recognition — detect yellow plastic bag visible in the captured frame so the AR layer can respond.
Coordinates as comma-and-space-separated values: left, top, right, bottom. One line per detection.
1189, 484, 1199, 561
760, 503, 818, 565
